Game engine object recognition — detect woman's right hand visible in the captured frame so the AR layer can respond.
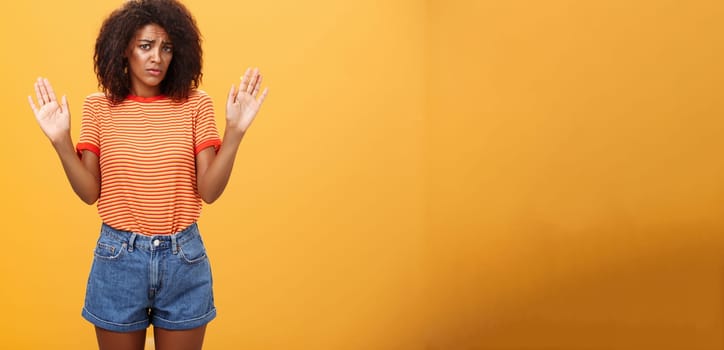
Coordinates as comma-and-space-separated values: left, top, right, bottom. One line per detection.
28, 77, 71, 144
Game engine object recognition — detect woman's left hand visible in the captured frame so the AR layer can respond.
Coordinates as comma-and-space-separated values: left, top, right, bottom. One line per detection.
226, 67, 269, 134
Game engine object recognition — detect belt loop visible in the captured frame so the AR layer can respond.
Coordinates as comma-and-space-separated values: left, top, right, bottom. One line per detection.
171, 233, 178, 255
128, 233, 137, 252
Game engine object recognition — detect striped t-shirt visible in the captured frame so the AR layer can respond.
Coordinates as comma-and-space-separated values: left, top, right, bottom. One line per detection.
76, 90, 221, 235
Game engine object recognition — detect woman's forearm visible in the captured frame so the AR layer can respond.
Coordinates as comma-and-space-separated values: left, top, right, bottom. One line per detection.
52, 135, 100, 205
197, 129, 244, 204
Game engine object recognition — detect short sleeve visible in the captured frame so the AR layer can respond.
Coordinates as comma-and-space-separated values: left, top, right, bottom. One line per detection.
194, 91, 222, 154
76, 94, 102, 157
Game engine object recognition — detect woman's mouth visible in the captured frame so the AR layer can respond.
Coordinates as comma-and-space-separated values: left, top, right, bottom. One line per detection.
147, 69, 162, 76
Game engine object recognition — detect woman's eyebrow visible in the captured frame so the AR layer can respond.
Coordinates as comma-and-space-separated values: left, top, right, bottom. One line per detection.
137, 39, 173, 44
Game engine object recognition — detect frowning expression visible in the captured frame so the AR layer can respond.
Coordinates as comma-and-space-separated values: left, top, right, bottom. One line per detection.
125, 23, 173, 97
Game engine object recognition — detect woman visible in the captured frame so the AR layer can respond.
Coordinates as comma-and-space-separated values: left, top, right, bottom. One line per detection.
27, 0, 268, 349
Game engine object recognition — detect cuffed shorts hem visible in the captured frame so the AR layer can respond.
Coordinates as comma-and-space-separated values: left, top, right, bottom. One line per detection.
82, 307, 150, 333
82, 307, 217, 332
152, 308, 217, 330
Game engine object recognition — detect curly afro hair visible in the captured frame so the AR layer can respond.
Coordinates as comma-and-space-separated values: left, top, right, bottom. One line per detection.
94, 0, 202, 104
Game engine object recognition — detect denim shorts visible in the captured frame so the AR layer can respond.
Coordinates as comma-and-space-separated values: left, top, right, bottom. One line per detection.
82, 223, 216, 332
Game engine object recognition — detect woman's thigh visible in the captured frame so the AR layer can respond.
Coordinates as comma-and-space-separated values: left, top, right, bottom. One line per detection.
95, 327, 147, 350
153, 325, 207, 350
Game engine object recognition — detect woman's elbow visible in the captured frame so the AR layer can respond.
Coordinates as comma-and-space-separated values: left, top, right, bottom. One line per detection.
199, 188, 219, 204
200, 192, 219, 204
77, 187, 100, 205
80, 194, 99, 205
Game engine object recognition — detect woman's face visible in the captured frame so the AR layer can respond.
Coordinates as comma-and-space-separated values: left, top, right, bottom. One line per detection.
125, 23, 173, 97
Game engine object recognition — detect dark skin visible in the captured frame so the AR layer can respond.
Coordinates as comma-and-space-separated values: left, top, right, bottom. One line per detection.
95, 326, 206, 350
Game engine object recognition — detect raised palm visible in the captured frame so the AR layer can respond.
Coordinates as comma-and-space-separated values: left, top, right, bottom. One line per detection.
226, 67, 269, 134
28, 78, 71, 143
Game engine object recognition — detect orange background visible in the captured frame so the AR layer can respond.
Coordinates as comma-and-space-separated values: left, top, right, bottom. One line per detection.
1, 0, 723, 349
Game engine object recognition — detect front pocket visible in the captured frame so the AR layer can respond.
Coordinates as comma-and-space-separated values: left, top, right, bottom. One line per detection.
178, 236, 208, 264
94, 240, 126, 260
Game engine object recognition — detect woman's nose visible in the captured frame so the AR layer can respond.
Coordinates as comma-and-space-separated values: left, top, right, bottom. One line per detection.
150, 48, 161, 62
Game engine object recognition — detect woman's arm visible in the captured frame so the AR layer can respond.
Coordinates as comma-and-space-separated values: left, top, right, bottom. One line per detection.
195, 130, 242, 204
29, 78, 101, 204
196, 68, 268, 204
53, 141, 100, 204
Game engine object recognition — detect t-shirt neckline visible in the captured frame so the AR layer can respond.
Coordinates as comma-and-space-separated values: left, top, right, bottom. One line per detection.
127, 94, 166, 102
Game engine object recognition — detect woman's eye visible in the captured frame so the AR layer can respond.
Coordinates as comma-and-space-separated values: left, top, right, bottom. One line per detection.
140, 44, 150, 50
163, 46, 173, 52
